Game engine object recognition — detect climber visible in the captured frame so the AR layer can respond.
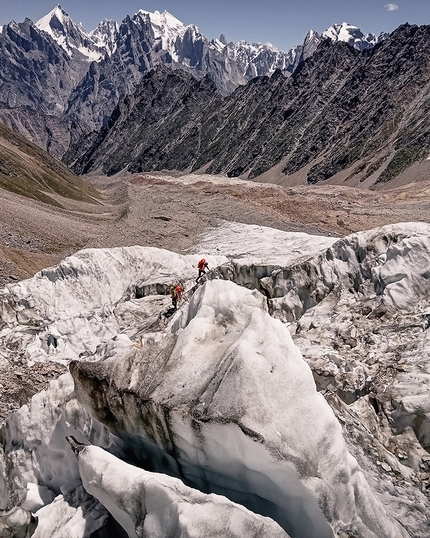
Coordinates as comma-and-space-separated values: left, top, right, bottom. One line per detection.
47, 333, 58, 353
170, 285, 178, 309
176, 283, 183, 301
170, 284, 183, 310
196, 258, 209, 283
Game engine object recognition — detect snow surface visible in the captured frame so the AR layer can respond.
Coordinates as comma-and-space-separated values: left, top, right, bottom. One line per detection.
0, 246, 226, 362
194, 221, 337, 265
1, 221, 429, 537
138, 9, 187, 44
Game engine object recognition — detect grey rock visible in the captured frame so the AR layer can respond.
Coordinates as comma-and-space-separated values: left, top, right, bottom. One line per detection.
65, 66, 222, 174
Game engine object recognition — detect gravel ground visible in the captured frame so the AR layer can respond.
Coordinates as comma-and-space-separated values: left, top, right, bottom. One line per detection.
1, 171, 430, 288
0, 360, 66, 423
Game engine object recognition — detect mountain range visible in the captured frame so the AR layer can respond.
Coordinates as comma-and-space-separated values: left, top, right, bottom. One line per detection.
3, 6, 430, 186
0, 6, 386, 164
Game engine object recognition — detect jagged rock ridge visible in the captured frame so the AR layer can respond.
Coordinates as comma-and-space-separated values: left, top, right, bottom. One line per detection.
67, 23, 430, 186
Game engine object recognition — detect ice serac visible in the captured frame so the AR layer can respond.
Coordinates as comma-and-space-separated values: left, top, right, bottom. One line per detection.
76, 444, 290, 537
0, 246, 225, 362
71, 278, 408, 538
261, 222, 430, 320
252, 223, 430, 485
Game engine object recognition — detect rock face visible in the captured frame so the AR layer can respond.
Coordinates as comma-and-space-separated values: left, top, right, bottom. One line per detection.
0, 223, 429, 537
65, 66, 223, 174
68, 23, 430, 185
0, 18, 87, 157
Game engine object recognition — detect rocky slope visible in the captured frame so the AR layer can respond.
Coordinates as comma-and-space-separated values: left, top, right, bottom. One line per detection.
0, 120, 99, 206
68, 23, 430, 187
65, 66, 223, 174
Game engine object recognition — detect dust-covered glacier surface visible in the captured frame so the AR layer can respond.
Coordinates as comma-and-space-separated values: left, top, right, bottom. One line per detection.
0, 221, 429, 538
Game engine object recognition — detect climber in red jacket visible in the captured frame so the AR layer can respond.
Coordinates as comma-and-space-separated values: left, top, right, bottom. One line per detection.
196, 258, 209, 283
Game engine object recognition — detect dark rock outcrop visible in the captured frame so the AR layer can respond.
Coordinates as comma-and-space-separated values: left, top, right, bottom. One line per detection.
65, 66, 222, 174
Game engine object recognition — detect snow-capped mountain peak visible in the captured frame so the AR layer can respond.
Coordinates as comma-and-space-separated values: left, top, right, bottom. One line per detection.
89, 19, 119, 56
136, 9, 189, 57
322, 22, 383, 50
223, 40, 293, 80
33, 6, 386, 80
36, 5, 69, 34
138, 9, 187, 34
36, 5, 106, 61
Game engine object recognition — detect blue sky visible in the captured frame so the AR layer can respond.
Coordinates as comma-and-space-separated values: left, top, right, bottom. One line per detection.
1, 1, 429, 51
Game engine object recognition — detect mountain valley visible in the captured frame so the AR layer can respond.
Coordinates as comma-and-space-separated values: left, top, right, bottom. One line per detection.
0, 6, 390, 180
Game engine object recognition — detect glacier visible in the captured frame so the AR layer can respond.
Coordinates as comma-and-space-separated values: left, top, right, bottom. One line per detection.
0, 221, 429, 537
